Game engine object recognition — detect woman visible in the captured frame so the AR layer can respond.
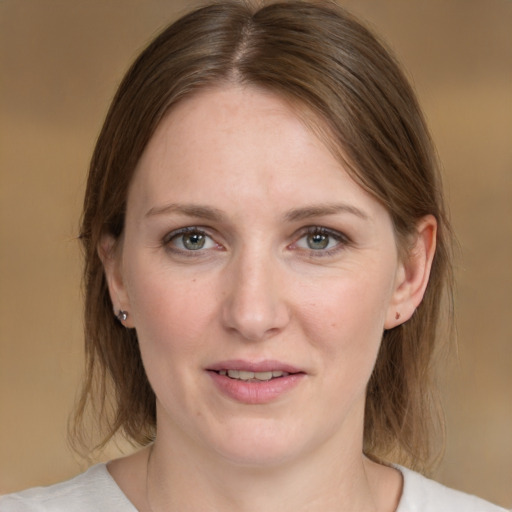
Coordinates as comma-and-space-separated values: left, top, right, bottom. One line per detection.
1, 1, 507, 511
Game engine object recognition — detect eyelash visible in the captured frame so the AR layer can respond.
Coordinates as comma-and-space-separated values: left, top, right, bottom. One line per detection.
292, 226, 350, 257
162, 225, 350, 257
162, 227, 219, 256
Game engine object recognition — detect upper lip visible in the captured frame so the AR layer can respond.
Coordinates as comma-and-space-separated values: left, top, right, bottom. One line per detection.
206, 359, 303, 374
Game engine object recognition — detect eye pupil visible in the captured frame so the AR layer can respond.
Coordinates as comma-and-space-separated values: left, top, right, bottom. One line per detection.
307, 233, 329, 250
183, 232, 205, 250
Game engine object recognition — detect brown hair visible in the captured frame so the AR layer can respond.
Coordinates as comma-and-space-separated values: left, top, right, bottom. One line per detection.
75, 0, 453, 472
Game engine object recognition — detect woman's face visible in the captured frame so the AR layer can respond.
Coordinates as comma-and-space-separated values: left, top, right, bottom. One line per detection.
105, 86, 415, 467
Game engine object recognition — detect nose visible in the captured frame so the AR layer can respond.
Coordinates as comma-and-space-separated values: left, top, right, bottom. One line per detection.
221, 250, 290, 342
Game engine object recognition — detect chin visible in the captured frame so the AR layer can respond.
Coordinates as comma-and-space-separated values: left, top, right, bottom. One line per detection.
205, 418, 316, 469
216, 442, 299, 469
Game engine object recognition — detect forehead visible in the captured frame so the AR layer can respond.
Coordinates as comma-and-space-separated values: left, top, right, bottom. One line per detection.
141, 85, 325, 167
127, 85, 387, 222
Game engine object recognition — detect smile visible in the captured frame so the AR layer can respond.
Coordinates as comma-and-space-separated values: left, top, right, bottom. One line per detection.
217, 370, 289, 381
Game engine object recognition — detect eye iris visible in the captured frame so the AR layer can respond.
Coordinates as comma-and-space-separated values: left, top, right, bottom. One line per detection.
307, 233, 329, 250
183, 232, 205, 250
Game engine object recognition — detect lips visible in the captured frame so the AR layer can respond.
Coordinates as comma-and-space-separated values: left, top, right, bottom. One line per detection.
207, 359, 302, 374
217, 369, 289, 381
207, 360, 305, 404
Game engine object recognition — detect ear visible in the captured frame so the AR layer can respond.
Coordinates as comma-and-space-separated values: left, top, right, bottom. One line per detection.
384, 215, 437, 329
98, 234, 135, 328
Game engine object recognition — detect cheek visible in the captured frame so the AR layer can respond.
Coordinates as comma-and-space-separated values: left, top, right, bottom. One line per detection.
123, 263, 218, 409
296, 269, 394, 361
291, 271, 394, 429
125, 262, 217, 352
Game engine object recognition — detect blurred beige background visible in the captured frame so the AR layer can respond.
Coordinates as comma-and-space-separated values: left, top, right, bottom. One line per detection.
1, 0, 511, 507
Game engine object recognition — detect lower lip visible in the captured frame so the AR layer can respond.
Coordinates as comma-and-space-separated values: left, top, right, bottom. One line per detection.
208, 371, 304, 404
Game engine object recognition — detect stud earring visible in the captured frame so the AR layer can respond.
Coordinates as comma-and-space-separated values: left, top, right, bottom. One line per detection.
117, 310, 128, 322
395, 312, 401, 321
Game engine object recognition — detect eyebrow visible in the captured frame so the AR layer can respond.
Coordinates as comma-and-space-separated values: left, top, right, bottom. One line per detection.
284, 204, 369, 222
145, 202, 368, 223
145, 203, 226, 222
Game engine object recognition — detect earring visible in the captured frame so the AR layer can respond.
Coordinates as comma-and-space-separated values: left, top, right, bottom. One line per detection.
395, 312, 401, 321
117, 310, 128, 322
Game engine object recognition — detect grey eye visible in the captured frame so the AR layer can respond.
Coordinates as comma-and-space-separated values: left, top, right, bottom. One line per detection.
294, 227, 347, 254
166, 228, 216, 252
307, 232, 330, 250
182, 232, 207, 250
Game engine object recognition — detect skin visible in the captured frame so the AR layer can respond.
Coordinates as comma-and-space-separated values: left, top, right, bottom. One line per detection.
102, 85, 436, 512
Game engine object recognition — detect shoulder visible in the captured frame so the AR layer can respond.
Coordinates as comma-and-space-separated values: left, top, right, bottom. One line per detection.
0, 464, 136, 512
396, 465, 509, 512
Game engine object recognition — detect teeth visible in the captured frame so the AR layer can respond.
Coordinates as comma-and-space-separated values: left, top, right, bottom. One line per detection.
254, 371, 273, 381
219, 369, 290, 381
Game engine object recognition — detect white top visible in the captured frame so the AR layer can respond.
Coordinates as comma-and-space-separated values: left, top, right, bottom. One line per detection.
0, 463, 508, 511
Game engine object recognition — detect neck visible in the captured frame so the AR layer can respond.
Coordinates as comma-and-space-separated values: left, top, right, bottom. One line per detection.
146, 436, 388, 512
